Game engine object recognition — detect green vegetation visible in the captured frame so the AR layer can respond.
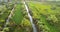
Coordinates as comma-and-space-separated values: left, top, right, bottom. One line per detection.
28, 2, 60, 32
8, 3, 32, 32
0, 0, 60, 32
0, 3, 14, 32
12, 4, 23, 24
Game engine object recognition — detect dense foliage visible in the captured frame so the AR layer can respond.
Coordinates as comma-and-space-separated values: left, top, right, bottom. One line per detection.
0, 0, 60, 32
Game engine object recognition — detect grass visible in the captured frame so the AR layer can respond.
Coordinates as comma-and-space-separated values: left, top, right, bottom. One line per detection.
11, 3, 32, 32
12, 4, 23, 25
0, 1, 60, 32
28, 2, 60, 32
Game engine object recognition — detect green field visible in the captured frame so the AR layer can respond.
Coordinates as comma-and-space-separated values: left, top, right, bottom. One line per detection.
27, 2, 60, 32
0, 0, 60, 32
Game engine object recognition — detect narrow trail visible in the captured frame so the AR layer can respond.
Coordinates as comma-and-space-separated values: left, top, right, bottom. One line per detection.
23, 1, 37, 32
4, 4, 16, 27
